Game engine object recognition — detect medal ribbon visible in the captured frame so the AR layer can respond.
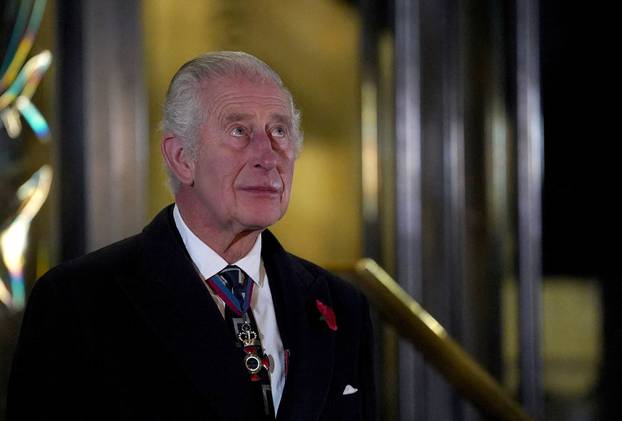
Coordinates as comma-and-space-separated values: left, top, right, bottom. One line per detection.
206, 270, 254, 316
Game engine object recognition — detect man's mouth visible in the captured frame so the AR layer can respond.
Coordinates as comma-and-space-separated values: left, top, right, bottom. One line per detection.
238, 185, 281, 195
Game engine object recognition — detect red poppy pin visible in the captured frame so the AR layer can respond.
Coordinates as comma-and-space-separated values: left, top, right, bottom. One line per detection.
316, 299, 338, 331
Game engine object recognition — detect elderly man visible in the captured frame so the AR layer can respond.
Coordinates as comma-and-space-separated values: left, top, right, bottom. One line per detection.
7, 52, 375, 420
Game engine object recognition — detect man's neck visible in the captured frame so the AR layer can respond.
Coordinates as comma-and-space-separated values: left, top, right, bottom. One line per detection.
176, 203, 261, 264
217, 230, 261, 263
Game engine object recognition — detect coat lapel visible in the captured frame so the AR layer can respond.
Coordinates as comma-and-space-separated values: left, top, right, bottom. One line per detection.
116, 206, 259, 419
262, 231, 336, 421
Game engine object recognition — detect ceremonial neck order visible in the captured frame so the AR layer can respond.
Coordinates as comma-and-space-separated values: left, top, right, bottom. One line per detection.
205, 265, 275, 416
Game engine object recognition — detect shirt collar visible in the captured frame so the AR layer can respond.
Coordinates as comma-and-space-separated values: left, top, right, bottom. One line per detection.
173, 204, 262, 286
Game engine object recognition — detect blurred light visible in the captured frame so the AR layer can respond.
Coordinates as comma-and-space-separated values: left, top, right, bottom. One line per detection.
0, 275, 13, 308
0, 50, 52, 140
0, 0, 33, 80
0, 165, 53, 310
361, 81, 379, 221
15, 96, 49, 138
0, 107, 22, 138
0, 0, 48, 92
0, 50, 52, 109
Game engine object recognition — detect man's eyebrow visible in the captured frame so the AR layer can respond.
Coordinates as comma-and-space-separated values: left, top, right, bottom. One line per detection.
269, 113, 293, 126
222, 113, 254, 124
220, 112, 293, 127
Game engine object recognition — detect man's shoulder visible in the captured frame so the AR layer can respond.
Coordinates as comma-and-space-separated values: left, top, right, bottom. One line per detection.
262, 229, 364, 302
286, 252, 329, 278
286, 252, 366, 306
39, 206, 176, 288
37, 233, 144, 289
65, 233, 144, 272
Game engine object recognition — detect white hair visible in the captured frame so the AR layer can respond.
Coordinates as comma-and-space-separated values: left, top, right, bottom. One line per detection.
161, 51, 303, 193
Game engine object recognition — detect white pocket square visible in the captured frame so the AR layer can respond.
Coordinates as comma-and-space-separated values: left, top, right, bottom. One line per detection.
342, 385, 358, 395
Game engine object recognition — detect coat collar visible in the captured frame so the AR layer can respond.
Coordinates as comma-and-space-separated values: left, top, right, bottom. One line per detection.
117, 205, 336, 420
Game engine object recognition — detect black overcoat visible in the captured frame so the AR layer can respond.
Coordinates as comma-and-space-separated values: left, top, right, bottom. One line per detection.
7, 205, 375, 420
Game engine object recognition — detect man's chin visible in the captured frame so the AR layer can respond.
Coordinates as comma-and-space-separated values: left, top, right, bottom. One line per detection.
237, 210, 284, 232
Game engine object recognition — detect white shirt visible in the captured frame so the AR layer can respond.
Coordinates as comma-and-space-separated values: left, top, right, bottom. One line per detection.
173, 205, 285, 413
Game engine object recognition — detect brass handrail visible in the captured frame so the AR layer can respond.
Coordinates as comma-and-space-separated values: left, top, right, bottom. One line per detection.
353, 258, 532, 421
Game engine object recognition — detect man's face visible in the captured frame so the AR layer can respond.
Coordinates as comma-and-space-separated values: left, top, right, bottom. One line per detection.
188, 75, 296, 234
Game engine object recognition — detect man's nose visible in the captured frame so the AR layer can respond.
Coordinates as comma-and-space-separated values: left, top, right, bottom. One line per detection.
250, 131, 277, 169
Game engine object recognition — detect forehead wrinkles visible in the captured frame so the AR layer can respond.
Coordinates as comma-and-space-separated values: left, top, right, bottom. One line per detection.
214, 94, 290, 124
203, 78, 291, 125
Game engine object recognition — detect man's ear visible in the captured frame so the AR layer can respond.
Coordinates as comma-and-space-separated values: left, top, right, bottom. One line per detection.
161, 135, 195, 186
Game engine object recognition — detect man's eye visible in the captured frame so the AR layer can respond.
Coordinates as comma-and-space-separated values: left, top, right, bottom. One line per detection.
230, 126, 247, 137
270, 126, 287, 138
